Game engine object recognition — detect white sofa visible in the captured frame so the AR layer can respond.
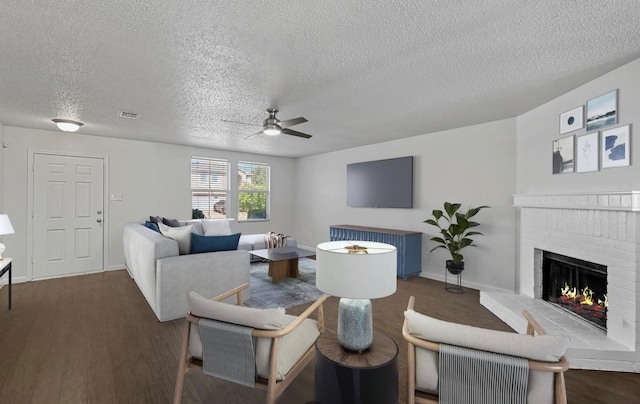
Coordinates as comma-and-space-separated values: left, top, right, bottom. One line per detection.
123, 219, 296, 322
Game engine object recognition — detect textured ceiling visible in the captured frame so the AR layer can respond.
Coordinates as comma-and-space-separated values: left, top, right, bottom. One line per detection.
1, 1, 640, 158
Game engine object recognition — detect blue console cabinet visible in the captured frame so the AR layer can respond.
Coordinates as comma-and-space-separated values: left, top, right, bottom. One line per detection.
329, 225, 422, 280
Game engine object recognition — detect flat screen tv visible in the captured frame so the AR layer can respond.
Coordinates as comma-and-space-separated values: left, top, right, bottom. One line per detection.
347, 156, 413, 208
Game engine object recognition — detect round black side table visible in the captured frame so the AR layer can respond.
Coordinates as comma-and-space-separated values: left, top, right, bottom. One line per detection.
314, 330, 398, 404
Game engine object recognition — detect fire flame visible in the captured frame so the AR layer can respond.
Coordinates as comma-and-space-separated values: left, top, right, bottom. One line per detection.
598, 295, 608, 308
580, 286, 594, 305
561, 282, 577, 299
559, 282, 607, 310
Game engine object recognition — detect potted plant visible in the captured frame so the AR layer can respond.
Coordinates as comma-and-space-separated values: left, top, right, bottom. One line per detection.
424, 202, 488, 274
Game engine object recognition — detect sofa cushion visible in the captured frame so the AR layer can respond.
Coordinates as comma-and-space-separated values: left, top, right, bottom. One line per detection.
202, 219, 233, 236
190, 233, 241, 254
181, 220, 204, 235
240, 234, 268, 250
187, 291, 285, 329
144, 221, 160, 232
158, 223, 195, 255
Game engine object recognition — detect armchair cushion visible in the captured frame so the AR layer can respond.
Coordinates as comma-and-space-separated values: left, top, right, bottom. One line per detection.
405, 309, 569, 404
187, 291, 285, 329
187, 292, 320, 382
404, 310, 568, 362
255, 314, 320, 380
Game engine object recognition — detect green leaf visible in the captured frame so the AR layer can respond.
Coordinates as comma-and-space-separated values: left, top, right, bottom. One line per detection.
466, 205, 490, 218
465, 231, 483, 237
424, 219, 439, 227
430, 236, 446, 244
459, 238, 474, 249
432, 209, 443, 220
444, 202, 461, 218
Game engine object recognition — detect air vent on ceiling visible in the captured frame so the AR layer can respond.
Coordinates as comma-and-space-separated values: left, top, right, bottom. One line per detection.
117, 111, 140, 120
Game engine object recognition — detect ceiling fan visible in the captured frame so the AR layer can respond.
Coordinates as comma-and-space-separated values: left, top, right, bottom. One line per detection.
222, 109, 312, 140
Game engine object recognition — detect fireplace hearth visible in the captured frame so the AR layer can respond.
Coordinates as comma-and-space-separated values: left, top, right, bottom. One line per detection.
542, 251, 607, 330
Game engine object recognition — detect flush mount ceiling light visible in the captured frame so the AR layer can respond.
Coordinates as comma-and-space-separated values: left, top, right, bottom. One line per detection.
52, 118, 84, 132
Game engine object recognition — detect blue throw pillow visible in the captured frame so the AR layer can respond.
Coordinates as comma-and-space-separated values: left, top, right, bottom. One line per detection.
190, 232, 241, 254
144, 221, 160, 232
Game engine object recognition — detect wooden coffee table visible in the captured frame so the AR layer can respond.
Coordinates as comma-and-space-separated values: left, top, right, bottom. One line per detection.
250, 247, 316, 282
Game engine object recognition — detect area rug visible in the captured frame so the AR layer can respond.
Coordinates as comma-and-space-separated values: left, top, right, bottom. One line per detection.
245, 258, 323, 309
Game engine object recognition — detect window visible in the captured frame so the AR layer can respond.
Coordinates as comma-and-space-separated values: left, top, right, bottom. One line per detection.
238, 161, 270, 221
191, 157, 229, 219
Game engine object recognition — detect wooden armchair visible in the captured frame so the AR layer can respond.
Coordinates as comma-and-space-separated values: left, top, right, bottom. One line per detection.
402, 296, 570, 404
174, 283, 328, 404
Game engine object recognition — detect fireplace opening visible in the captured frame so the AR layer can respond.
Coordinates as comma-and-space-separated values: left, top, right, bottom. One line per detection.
542, 251, 607, 330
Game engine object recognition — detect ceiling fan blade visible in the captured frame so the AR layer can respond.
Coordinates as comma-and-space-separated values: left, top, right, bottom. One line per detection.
244, 130, 264, 140
221, 119, 262, 127
278, 117, 307, 129
282, 128, 312, 139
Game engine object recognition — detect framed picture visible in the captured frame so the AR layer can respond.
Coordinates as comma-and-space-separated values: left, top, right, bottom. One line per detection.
575, 132, 599, 173
552, 135, 574, 174
586, 90, 617, 132
601, 125, 631, 169
560, 106, 584, 134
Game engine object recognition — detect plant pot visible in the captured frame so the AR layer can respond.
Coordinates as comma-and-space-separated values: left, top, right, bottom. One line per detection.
446, 260, 465, 275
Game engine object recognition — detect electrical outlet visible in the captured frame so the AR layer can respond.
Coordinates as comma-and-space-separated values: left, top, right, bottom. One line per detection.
110, 193, 123, 201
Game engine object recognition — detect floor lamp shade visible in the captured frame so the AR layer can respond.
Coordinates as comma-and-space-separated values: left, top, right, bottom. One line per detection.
316, 241, 397, 351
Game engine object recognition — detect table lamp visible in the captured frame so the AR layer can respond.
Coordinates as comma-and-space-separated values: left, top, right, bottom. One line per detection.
0, 214, 15, 260
316, 240, 397, 351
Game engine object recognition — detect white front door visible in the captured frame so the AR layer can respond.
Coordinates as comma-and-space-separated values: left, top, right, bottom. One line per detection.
33, 154, 104, 279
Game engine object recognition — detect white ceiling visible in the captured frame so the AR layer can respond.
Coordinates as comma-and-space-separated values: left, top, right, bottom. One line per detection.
1, 1, 640, 158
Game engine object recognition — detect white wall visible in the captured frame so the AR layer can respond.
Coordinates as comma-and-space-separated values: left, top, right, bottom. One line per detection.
517, 58, 640, 194
2, 126, 297, 282
0, 121, 4, 213
294, 118, 518, 292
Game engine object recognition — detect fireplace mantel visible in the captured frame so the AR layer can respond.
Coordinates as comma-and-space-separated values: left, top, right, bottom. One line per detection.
513, 191, 640, 211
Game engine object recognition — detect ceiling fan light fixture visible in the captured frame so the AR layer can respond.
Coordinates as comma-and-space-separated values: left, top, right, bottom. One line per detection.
52, 118, 84, 132
263, 123, 281, 136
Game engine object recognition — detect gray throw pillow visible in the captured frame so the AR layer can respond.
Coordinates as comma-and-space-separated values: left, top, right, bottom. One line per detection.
162, 217, 182, 227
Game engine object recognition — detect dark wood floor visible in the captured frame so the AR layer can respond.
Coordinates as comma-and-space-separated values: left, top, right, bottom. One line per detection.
0, 270, 638, 404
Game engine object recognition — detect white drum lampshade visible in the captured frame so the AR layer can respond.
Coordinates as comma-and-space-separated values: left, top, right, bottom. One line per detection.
316, 240, 397, 351
0, 214, 15, 260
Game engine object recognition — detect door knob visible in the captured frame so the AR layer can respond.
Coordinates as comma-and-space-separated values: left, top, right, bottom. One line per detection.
97, 210, 102, 214
97, 218, 102, 223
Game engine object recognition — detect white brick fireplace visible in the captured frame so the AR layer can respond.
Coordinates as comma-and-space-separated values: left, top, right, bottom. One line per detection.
481, 191, 640, 372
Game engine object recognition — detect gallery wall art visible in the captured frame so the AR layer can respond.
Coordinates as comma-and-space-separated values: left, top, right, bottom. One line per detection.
554, 89, 631, 174
586, 90, 617, 132
552, 135, 574, 174
601, 125, 631, 169
575, 132, 598, 173
560, 106, 584, 134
